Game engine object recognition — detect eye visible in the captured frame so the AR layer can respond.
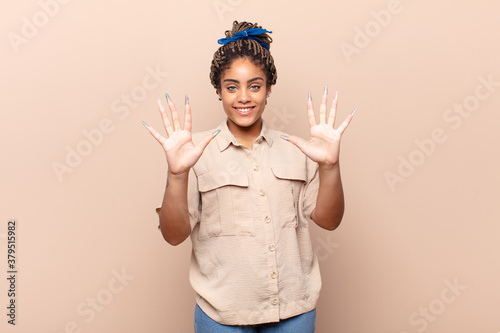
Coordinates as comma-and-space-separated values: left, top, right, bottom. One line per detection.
250, 84, 261, 90
226, 85, 237, 92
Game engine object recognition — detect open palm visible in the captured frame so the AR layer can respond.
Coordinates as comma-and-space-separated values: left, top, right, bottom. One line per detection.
286, 89, 355, 166
143, 95, 215, 175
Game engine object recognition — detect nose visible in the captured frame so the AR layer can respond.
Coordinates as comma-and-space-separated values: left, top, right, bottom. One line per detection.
238, 88, 251, 103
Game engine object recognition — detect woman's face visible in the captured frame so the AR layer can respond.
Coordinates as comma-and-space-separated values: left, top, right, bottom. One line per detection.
219, 57, 271, 136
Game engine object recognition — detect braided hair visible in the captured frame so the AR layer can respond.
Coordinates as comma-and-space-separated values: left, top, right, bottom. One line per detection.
210, 21, 277, 94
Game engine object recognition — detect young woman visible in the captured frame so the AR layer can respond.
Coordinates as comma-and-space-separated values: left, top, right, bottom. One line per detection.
143, 21, 355, 333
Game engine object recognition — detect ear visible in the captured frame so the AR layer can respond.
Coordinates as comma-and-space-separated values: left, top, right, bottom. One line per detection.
266, 86, 272, 97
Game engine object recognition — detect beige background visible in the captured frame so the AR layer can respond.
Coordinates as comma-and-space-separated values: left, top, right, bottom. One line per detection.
1, 0, 499, 332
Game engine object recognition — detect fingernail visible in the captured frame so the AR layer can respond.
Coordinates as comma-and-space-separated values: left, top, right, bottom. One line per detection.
165, 93, 170, 102
323, 85, 328, 95
280, 135, 288, 141
351, 108, 357, 115
212, 129, 221, 137
142, 121, 149, 128
185, 95, 189, 105
308, 92, 312, 101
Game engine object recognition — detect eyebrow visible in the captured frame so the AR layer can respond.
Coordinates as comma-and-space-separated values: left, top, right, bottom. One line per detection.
222, 77, 265, 84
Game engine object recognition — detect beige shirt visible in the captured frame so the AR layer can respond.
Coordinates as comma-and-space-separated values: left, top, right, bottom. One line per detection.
158, 119, 322, 325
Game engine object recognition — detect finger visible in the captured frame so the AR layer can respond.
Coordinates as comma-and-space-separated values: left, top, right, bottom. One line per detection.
196, 131, 218, 153
166, 94, 182, 131
319, 85, 328, 124
184, 95, 192, 133
307, 92, 316, 128
327, 91, 338, 126
158, 99, 173, 137
144, 123, 166, 145
283, 134, 308, 155
336, 109, 356, 134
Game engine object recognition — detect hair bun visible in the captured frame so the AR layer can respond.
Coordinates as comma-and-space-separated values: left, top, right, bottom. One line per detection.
225, 21, 273, 50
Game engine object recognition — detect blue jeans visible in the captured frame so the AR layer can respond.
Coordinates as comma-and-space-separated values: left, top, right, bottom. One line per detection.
194, 304, 316, 333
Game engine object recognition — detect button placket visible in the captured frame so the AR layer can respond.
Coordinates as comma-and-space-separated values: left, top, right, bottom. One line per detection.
247, 141, 280, 313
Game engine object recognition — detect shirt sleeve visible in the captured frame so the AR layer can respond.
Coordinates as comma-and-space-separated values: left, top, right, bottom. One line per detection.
299, 157, 320, 226
186, 167, 201, 231
155, 167, 201, 232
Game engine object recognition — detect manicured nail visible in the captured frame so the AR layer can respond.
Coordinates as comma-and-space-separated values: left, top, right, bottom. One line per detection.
142, 121, 149, 128
351, 108, 357, 115
165, 93, 170, 102
185, 95, 189, 105
280, 135, 288, 141
308, 92, 312, 101
323, 85, 328, 95
212, 129, 221, 137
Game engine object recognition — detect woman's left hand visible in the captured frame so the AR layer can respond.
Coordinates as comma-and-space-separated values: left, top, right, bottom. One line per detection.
284, 88, 356, 167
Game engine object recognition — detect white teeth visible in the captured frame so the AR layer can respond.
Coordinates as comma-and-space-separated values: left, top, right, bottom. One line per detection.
236, 107, 252, 113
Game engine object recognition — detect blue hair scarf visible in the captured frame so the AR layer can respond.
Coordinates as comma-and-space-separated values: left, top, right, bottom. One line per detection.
217, 28, 272, 51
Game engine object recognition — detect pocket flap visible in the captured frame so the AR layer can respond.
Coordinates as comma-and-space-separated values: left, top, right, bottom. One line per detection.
198, 171, 248, 192
271, 165, 307, 182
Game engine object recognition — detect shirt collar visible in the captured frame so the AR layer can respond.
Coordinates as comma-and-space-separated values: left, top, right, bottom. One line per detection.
215, 118, 274, 152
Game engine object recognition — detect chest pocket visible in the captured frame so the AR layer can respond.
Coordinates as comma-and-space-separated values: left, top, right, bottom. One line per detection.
270, 165, 307, 228
198, 171, 254, 238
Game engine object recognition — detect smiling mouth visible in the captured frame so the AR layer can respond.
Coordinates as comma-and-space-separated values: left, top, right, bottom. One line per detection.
234, 106, 255, 114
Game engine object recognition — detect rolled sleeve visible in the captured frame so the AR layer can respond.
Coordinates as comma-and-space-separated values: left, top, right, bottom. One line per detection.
187, 167, 201, 231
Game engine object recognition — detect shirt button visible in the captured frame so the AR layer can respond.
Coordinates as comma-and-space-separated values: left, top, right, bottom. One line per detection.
270, 272, 277, 279
253, 165, 260, 172
268, 244, 275, 252
259, 190, 266, 196
264, 216, 271, 224
271, 298, 279, 306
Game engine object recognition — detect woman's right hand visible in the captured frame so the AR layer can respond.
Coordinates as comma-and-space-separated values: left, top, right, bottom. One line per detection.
143, 95, 217, 175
